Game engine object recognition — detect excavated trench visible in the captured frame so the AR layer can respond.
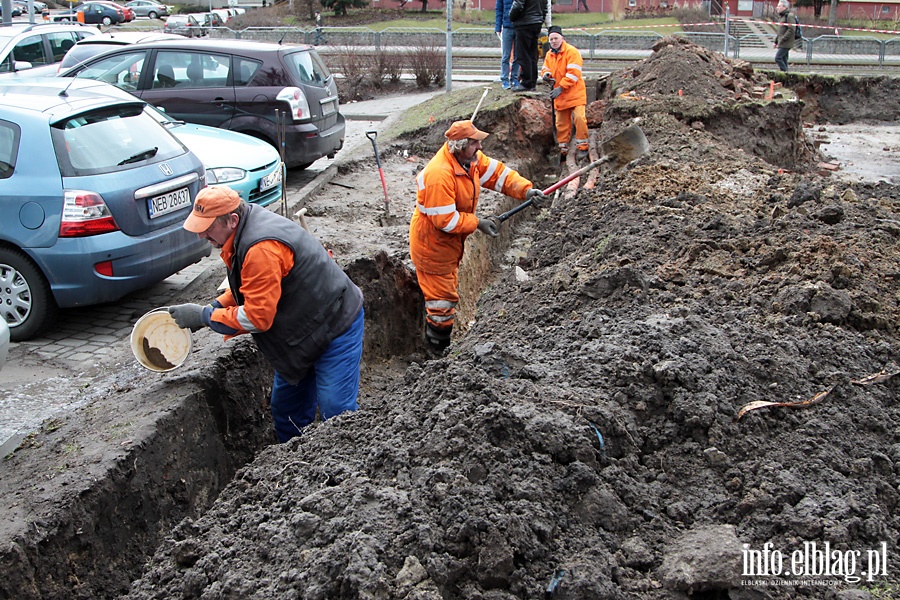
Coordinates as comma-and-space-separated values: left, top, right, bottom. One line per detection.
2, 64, 897, 599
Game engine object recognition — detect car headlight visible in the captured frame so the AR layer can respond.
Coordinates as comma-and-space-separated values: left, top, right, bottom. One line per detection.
206, 167, 246, 184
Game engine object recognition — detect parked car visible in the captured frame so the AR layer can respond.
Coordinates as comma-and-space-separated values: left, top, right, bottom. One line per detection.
124, 0, 168, 19
13, 0, 49, 13
58, 31, 182, 71
53, 2, 126, 26
60, 39, 345, 169
0, 319, 8, 373
97, 1, 135, 22
162, 14, 203, 37
146, 105, 284, 207
0, 77, 210, 340
0, 23, 97, 77
190, 11, 224, 31
0, 4, 23, 17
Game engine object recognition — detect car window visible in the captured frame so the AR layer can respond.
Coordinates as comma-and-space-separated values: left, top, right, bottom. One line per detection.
234, 57, 260, 86
48, 31, 79, 63
51, 104, 185, 176
155, 50, 231, 88
75, 50, 147, 91
0, 120, 19, 180
13, 34, 47, 67
284, 50, 330, 86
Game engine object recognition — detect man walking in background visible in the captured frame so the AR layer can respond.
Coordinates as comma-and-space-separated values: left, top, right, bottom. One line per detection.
540, 25, 589, 162
509, 0, 549, 92
773, 0, 797, 72
314, 10, 324, 45
495, 0, 520, 90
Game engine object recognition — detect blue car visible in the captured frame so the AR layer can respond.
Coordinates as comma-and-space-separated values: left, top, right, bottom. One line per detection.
0, 77, 210, 341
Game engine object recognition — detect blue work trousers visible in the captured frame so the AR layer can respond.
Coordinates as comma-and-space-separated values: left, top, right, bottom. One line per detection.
269, 308, 364, 442
500, 27, 520, 88
775, 47, 790, 72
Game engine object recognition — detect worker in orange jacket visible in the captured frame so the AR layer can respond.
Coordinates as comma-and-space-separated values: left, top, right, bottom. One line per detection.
540, 25, 589, 161
167, 186, 365, 443
409, 120, 547, 353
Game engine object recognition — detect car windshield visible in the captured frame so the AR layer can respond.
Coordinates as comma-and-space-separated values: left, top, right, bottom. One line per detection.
50, 103, 185, 176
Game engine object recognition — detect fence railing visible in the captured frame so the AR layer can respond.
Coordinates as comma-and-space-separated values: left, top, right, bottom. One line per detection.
199, 25, 900, 68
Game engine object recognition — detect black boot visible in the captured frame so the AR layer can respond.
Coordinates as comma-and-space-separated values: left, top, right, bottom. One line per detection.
425, 323, 452, 355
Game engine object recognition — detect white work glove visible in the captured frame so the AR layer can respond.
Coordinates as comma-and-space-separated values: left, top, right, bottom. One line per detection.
168, 303, 208, 332
541, 73, 555, 85
496, 31, 502, 41
477, 216, 501, 238
526, 188, 548, 209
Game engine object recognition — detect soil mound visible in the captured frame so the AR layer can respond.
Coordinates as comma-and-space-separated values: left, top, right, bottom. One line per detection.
117, 40, 900, 599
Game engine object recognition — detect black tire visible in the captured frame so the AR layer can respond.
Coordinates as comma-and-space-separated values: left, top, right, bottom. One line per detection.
0, 247, 58, 342
148, 10, 158, 19
102, 16, 112, 25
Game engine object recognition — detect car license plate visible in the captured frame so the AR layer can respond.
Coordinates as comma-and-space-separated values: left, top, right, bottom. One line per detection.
148, 187, 191, 219
259, 168, 282, 192
322, 100, 336, 116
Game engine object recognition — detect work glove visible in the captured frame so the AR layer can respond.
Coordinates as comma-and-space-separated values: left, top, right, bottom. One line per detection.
168, 303, 208, 332
541, 74, 555, 85
550, 87, 563, 100
526, 187, 549, 209
477, 216, 501, 238
496, 31, 502, 41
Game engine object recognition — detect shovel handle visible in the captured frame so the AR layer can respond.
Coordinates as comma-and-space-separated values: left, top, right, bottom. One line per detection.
366, 130, 383, 170
496, 157, 608, 223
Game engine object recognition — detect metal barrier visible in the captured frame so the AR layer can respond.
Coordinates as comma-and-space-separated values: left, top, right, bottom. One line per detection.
200, 25, 898, 68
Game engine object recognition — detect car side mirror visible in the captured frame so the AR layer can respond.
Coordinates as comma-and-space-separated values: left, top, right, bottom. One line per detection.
14, 60, 34, 71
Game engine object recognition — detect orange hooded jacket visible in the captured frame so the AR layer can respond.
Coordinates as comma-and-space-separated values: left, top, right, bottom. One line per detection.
540, 41, 587, 111
410, 142, 532, 275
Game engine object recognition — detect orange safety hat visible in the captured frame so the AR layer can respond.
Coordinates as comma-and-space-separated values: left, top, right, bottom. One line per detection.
183, 186, 241, 233
444, 120, 489, 141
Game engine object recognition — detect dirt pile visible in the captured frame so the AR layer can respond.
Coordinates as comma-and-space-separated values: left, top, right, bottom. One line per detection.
95, 40, 900, 599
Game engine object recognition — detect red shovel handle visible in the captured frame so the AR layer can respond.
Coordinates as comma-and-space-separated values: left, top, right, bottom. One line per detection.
496, 157, 607, 222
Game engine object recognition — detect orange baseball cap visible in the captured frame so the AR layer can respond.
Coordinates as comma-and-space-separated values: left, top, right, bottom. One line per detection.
444, 120, 489, 142
183, 186, 241, 233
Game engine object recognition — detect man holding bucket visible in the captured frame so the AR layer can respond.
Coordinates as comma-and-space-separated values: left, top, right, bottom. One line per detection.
168, 186, 365, 443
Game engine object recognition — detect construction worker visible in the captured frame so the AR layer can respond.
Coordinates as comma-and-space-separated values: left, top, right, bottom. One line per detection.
167, 186, 365, 443
409, 120, 547, 353
540, 25, 589, 162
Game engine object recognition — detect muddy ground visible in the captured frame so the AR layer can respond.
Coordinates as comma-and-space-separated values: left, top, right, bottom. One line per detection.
2, 37, 900, 599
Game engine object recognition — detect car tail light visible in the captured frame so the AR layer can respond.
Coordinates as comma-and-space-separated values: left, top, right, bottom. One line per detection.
59, 190, 120, 237
276, 87, 311, 121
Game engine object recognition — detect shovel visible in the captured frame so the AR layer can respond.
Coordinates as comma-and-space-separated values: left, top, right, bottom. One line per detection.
366, 130, 401, 226
496, 123, 649, 223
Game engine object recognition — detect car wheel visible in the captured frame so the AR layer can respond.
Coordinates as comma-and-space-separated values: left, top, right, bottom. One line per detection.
148, 10, 157, 18
102, 16, 112, 25
0, 248, 58, 342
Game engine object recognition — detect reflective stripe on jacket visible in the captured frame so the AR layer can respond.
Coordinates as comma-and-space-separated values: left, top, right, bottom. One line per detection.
410, 143, 532, 274
540, 41, 586, 110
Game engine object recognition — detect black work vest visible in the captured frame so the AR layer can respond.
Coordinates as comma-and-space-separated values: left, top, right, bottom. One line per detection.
227, 205, 363, 384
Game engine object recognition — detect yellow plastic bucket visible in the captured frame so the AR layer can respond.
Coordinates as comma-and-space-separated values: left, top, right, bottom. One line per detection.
130, 308, 192, 372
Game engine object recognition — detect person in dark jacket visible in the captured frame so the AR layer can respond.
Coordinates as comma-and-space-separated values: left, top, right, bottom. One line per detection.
168, 186, 365, 443
773, 0, 797, 72
495, 0, 520, 89
509, 0, 548, 92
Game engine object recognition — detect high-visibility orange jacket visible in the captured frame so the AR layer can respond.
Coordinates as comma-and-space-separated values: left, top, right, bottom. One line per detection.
410, 143, 532, 274
539, 41, 586, 111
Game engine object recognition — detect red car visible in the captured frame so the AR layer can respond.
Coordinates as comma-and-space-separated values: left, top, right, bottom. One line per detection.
97, 1, 135, 21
